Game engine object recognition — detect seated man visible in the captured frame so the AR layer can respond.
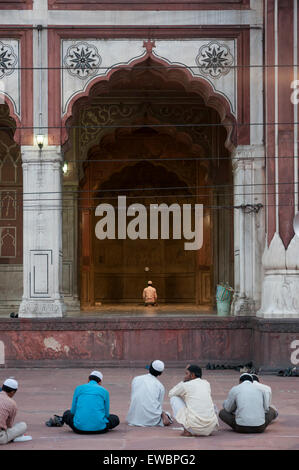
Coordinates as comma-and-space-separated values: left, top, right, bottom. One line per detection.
143, 281, 157, 306
219, 373, 276, 433
252, 373, 278, 421
0, 378, 29, 444
126, 360, 171, 427
169, 364, 219, 437
61, 370, 119, 434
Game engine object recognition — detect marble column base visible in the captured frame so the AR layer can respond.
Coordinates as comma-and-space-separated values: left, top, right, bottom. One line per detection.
257, 271, 299, 318
232, 295, 256, 316
19, 299, 66, 318
258, 233, 299, 318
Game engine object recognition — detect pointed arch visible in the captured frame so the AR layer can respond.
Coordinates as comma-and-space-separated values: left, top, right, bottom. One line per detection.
62, 55, 237, 152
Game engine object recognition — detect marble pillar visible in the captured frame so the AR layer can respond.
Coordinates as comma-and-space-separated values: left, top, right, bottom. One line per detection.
257, 0, 299, 318
18, 146, 66, 318
257, 233, 299, 317
232, 145, 265, 316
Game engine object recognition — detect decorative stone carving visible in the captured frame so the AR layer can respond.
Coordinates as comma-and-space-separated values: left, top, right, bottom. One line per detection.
0, 191, 16, 220
196, 41, 234, 79
61, 39, 237, 117
0, 227, 16, 258
79, 103, 139, 148
0, 139, 21, 184
78, 102, 211, 161
0, 41, 17, 79
64, 42, 102, 79
18, 300, 66, 318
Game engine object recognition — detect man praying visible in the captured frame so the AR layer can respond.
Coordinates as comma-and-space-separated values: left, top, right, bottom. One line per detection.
143, 281, 157, 306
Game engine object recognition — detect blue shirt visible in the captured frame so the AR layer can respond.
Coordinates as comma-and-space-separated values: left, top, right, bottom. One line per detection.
71, 380, 110, 431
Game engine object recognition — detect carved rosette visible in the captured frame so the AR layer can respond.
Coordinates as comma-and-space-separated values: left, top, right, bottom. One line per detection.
0, 41, 17, 79
196, 41, 234, 79
64, 42, 102, 80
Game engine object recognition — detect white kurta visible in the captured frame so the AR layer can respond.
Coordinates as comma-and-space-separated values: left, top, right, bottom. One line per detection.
169, 378, 219, 436
126, 373, 165, 427
253, 381, 272, 410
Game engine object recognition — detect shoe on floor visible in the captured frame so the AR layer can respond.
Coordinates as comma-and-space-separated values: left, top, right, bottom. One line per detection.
45, 415, 64, 427
13, 434, 32, 442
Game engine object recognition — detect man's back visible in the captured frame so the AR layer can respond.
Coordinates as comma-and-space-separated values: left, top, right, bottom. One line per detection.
143, 286, 157, 303
0, 391, 17, 430
127, 374, 164, 426
253, 381, 272, 409
71, 381, 109, 431
169, 378, 217, 428
224, 381, 266, 426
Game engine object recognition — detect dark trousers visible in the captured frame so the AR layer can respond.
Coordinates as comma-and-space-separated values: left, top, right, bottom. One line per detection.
219, 407, 277, 433
62, 410, 119, 434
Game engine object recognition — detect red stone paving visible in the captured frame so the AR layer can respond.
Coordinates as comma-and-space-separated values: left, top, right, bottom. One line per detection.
0, 368, 298, 450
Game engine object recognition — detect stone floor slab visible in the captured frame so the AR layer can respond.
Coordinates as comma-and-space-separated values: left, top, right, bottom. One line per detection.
0, 368, 298, 450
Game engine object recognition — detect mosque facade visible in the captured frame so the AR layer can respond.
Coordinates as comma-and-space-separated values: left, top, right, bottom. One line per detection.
0, 0, 298, 325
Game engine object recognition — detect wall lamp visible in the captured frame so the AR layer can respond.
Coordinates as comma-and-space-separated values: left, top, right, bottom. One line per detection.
62, 162, 68, 174
36, 134, 44, 150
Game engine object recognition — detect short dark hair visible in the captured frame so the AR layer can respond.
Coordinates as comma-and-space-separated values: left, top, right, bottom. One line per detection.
187, 364, 202, 378
2, 384, 16, 393
89, 375, 101, 383
239, 373, 253, 383
149, 363, 162, 377
251, 374, 259, 382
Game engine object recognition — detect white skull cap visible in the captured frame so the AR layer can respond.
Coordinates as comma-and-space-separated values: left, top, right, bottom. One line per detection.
240, 373, 252, 379
3, 378, 18, 390
90, 370, 103, 381
152, 360, 165, 372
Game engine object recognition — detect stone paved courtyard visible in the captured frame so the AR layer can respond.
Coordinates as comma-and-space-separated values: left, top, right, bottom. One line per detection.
0, 367, 298, 451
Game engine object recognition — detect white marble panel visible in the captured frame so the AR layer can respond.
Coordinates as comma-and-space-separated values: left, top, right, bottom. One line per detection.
0, 39, 20, 117
61, 38, 237, 116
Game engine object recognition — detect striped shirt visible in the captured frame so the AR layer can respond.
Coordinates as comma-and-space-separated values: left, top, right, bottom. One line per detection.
0, 391, 17, 430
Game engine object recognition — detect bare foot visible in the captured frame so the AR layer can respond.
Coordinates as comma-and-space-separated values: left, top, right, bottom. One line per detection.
181, 429, 193, 437
162, 412, 172, 426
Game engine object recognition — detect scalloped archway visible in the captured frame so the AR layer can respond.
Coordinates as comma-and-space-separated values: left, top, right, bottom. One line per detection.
0, 103, 23, 271
61, 56, 235, 310
62, 55, 237, 153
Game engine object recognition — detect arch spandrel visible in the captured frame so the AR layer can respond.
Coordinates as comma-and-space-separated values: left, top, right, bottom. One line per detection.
62, 56, 237, 154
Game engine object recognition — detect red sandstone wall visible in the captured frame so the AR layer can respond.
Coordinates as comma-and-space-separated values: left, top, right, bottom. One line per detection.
0, 317, 298, 370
